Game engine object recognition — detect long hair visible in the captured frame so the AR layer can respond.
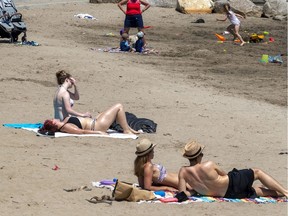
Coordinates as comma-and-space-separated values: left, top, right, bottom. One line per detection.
38, 120, 58, 134
134, 154, 149, 177
223, 3, 231, 13
56, 70, 71, 85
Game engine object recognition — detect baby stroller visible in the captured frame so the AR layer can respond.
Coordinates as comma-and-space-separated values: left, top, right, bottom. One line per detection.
0, 0, 27, 42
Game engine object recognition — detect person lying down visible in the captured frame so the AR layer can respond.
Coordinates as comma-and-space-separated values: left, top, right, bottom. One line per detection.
38, 103, 139, 135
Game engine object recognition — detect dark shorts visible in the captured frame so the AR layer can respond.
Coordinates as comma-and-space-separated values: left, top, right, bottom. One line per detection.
224, 168, 258, 199
124, 14, 144, 28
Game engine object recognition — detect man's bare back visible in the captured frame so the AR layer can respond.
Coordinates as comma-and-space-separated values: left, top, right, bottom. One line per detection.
179, 161, 229, 197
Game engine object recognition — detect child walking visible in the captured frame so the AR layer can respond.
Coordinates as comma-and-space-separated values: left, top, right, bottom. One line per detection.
217, 3, 246, 46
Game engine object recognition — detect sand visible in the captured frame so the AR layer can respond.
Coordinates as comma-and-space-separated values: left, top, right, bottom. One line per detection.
0, 1, 287, 215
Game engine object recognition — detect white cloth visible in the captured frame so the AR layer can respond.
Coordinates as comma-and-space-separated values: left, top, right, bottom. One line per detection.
24, 128, 138, 139
227, 11, 240, 25
74, 14, 97, 20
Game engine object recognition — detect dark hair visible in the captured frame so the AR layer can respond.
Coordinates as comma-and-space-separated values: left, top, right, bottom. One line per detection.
224, 3, 231, 12
56, 70, 71, 85
38, 120, 58, 135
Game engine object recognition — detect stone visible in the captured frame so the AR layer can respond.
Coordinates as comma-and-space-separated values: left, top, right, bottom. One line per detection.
176, 0, 214, 14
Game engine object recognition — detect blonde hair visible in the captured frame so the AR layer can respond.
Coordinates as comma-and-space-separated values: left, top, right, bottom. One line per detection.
134, 154, 149, 177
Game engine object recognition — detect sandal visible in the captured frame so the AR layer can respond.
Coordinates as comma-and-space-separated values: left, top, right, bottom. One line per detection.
86, 195, 114, 205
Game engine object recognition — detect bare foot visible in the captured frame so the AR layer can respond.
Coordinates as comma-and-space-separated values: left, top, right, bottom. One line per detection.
240, 42, 246, 46
123, 127, 140, 134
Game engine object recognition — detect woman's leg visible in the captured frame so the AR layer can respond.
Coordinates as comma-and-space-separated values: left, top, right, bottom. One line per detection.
253, 168, 288, 197
94, 103, 137, 134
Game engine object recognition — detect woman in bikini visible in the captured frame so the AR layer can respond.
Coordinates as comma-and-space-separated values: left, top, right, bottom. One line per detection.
40, 103, 139, 135
54, 70, 91, 121
134, 138, 192, 192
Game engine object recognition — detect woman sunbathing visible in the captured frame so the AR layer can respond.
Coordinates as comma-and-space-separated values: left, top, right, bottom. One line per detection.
39, 103, 139, 135
134, 138, 192, 192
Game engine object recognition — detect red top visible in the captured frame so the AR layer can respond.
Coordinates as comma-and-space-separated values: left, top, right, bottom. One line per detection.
126, 0, 141, 15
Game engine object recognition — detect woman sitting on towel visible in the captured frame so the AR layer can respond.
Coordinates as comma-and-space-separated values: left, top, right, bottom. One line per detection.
54, 70, 92, 121
39, 103, 139, 135
134, 138, 192, 192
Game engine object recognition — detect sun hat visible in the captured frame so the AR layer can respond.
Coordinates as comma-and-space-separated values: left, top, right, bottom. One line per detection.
137, 31, 144, 38
182, 140, 205, 159
135, 138, 156, 156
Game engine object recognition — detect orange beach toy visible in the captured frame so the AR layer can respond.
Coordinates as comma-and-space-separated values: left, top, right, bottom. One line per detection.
215, 33, 226, 41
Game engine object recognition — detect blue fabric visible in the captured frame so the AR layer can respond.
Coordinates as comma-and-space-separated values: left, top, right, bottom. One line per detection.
124, 14, 144, 28
3, 123, 43, 129
120, 40, 131, 51
135, 38, 144, 53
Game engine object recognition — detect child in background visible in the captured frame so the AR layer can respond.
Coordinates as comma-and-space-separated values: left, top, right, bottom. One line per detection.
135, 31, 144, 53
216, 3, 246, 46
120, 33, 132, 51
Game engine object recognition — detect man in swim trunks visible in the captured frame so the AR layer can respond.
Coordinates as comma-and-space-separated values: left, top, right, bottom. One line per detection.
177, 140, 288, 200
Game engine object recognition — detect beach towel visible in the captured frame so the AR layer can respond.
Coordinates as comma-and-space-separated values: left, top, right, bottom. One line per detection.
3, 123, 138, 139
92, 180, 288, 204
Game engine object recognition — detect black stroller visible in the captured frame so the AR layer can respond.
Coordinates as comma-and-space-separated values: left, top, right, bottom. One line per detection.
0, 0, 27, 42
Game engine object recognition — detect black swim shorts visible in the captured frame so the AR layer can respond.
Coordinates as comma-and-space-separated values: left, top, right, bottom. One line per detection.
224, 168, 258, 199
124, 14, 144, 28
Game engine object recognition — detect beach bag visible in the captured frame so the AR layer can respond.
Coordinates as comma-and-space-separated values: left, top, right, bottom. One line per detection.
112, 180, 155, 202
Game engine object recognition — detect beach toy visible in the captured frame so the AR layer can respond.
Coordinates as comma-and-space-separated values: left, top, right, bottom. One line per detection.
159, 197, 178, 203
269, 37, 275, 42
215, 33, 226, 41
100, 180, 115, 185
217, 41, 224, 43
154, 190, 165, 197
143, 26, 152, 29
261, 54, 269, 63
234, 39, 240, 43
263, 31, 269, 35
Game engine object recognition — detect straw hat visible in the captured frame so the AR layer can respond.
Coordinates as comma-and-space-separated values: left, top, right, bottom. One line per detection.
135, 138, 156, 156
183, 140, 205, 159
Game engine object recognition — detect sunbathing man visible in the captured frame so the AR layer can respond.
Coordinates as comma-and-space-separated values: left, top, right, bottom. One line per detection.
177, 140, 288, 200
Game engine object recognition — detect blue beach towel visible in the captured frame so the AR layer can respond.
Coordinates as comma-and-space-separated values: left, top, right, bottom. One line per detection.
3, 123, 43, 129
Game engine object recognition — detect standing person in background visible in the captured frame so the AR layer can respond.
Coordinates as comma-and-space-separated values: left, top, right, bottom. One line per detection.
117, 0, 150, 46
54, 70, 91, 121
216, 3, 246, 46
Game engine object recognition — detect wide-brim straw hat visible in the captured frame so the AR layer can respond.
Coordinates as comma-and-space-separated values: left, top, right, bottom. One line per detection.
135, 138, 157, 156
183, 140, 205, 159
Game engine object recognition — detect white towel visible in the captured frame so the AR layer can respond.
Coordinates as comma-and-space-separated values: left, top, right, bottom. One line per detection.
24, 128, 138, 139
74, 13, 97, 20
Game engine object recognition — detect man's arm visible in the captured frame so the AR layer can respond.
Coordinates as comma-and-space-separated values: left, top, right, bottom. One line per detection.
178, 167, 193, 196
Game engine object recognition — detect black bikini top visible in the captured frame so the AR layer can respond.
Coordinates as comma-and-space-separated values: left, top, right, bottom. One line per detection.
59, 116, 82, 131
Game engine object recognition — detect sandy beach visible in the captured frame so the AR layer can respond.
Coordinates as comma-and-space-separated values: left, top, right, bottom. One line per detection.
0, 1, 287, 215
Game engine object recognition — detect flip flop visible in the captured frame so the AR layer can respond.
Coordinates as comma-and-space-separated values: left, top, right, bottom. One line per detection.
86, 195, 114, 205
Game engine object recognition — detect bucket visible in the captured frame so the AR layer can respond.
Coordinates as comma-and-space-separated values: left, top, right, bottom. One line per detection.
261, 54, 269, 63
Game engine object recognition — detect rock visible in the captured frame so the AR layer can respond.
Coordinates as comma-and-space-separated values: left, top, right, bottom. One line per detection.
263, 0, 287, 17
213, 0, 262, 17
273, 15, 287, 21
176, 0, 214, 14
147, 0, 176, 8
